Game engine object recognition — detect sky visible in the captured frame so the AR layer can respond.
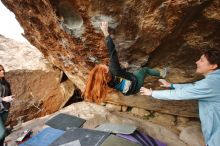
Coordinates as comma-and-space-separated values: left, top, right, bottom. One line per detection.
0, 1, 28, 42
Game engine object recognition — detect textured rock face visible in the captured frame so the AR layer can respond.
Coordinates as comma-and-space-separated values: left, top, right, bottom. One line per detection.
2, 0, 220, 117
0, 36, 75, 125
5, 69, 75, 125
149, 0, 220, 70
0, 35, 48, 71
5, 102, 204, 146
180, 126, 205, 146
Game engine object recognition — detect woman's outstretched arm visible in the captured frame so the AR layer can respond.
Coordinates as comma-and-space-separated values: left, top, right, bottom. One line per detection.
100, 22, 122, 75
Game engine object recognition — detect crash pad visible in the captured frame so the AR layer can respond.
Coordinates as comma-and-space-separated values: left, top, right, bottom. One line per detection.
19, 127, 65, 146
45, 113, 86, 131
49, 128, 110, 146
95, 123, 137, 134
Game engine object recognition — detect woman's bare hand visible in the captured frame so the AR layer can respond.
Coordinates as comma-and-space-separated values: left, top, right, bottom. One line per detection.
140, 87, 152, 96
100, 22, 109, 37
2, 95, 14, 103
158, 79, 171, 88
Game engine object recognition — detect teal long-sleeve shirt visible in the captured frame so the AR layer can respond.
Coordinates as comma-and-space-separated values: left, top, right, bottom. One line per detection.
152, 69, 220, 146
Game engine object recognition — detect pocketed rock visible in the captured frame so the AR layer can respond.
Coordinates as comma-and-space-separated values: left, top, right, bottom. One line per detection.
131, 107, 151, 117
177, 116, 190, 125
179, 126, 205, 146
122, 106, 128, 112
3, 0, 218, 118
177, 120, 201, 132
6, 102, 192, 146
0, 35, 76, 126
105, 103, 122, 112
149, 112, 176, 127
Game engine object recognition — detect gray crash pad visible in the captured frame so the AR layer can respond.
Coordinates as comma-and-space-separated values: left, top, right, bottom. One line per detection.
49, 128, 110, 146
45, 113, 86, 131
95, 123, 137, 134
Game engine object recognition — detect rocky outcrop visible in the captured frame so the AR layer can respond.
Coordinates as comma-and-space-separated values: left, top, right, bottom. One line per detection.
0, 35, 48, 71
6, 69, 75, 125
2, 0, 220, 117
0, 35, 75, 125
5, 102, 205, 146
180, 126, 205, 146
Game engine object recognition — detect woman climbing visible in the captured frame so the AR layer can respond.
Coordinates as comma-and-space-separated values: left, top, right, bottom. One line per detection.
83, 22, 167, 103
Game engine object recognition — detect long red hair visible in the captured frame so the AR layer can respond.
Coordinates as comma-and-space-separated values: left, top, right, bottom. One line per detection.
83, 64, 111, 103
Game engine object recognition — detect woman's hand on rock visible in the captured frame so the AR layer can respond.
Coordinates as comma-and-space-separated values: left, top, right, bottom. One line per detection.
158, 79, 171, 88
100, 21, 109, 37
140, 87, 152, 96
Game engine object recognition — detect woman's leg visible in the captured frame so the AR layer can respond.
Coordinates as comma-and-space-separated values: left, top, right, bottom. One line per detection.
0, 112, 8, 146
133, 67, 160, 91
0, 115, 6, 146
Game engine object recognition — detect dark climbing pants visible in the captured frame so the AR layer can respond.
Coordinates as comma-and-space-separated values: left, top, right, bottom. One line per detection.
0, 111, 8, 146
133, 67, 160, 92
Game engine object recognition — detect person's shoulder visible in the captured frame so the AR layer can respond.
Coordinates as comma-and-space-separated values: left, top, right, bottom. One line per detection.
206, 70, 220, 81
194, 78, 211, 88
3, 79, 11, 87
203, 74, 220, 89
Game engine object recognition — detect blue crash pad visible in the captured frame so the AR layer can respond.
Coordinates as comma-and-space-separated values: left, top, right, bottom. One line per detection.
19, 127, 65, 146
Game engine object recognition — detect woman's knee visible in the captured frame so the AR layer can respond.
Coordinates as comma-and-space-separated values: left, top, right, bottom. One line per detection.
142, 67, 150, 70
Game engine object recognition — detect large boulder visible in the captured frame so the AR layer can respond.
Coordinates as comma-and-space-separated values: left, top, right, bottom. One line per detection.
2, 0, 220, 117
0, 35, 75, 125
5, 102, 200, 146
179, 126, 205, 146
